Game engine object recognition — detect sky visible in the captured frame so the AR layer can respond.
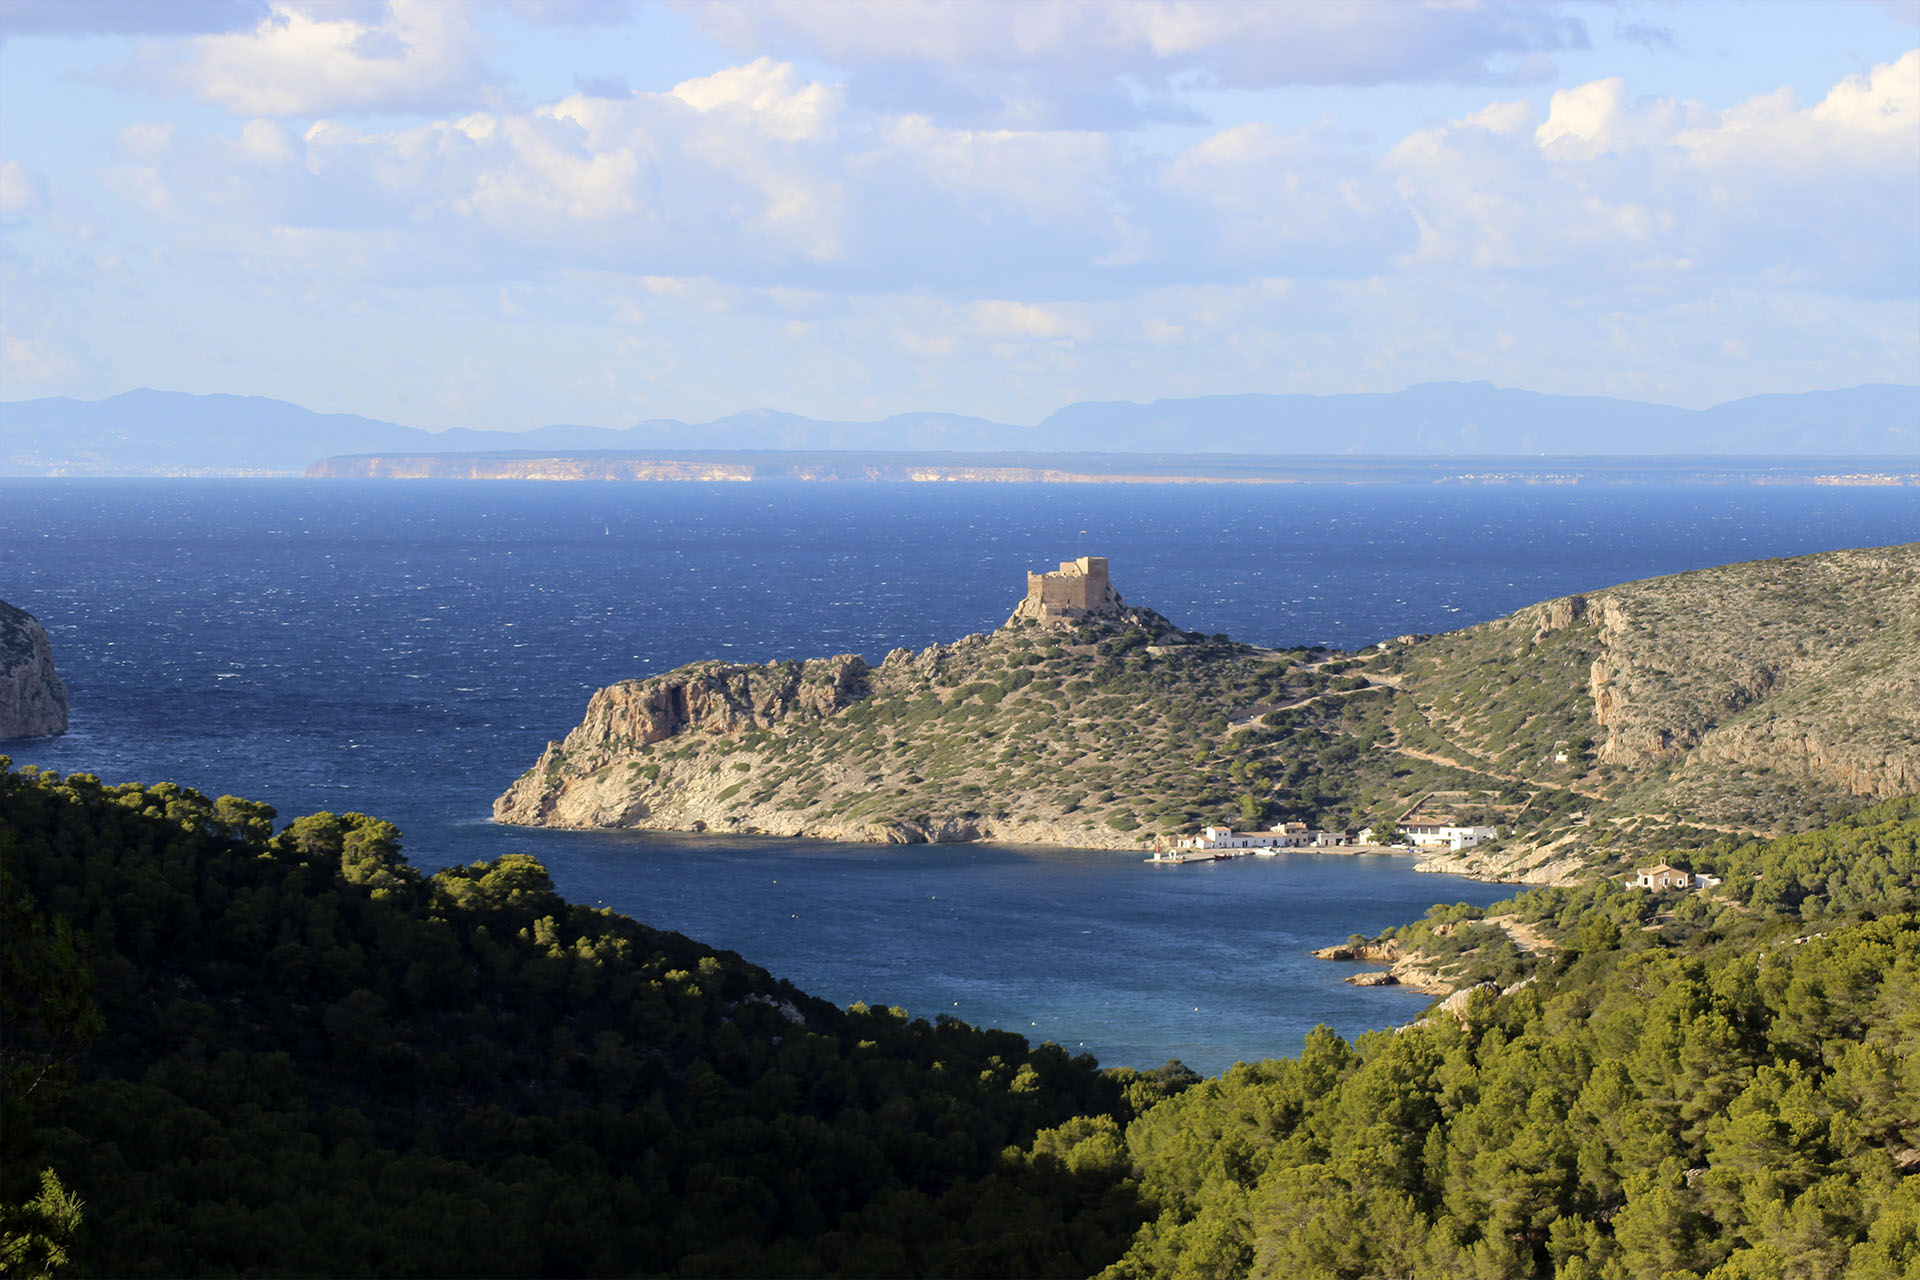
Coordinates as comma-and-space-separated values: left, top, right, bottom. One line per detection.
0, 0, 1916, 433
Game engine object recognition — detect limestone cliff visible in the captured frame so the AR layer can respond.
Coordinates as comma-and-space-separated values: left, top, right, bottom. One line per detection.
0, 600, 69, 739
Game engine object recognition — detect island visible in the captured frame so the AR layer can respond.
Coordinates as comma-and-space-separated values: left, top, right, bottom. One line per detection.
496, 544, 1920, 881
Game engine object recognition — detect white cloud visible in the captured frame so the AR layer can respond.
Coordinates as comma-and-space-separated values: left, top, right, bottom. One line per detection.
127, 0, 491, 117
669, 56, 839, 142
238, 118, 298, 166
0, 161, 48, 215
1161, 121, 1410, 272
687, 0, 1583, 81
62, 45, 1920, 309
969, 299, 1074, 340
1811, 47, 1920, 132
868, 115, 1113, 223
116, 121, 178, 158
1388, 51, 1920, 291
19, 36, 1916, 425
683, 0, 1591, 127
0, 334, 82, 389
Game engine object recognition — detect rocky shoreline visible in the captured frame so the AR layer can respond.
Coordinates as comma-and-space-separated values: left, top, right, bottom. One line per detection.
1310, 938, 1458, 995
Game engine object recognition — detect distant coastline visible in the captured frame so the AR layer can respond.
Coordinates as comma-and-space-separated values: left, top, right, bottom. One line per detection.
303, 451, 1920, 486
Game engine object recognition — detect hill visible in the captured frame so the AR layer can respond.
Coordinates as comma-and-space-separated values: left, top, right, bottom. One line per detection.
0, 765, 1156, 1276
1372, 543, 1920, 878
1033, 381, 1920, 454
1104, 797, 1920, 1279
9, 763, 1920, 1276
496, 545, 1920, 882
6, 382, 1916, 475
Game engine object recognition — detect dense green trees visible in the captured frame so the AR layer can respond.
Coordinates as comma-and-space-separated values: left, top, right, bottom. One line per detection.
5, 755, 1917, 1278
1102, 799, 1920, 1279
0, 761, 1148, 1276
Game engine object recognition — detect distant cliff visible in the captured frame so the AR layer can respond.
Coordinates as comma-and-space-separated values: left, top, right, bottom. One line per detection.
497, 546, 1920, 878
0, 600, 69, 739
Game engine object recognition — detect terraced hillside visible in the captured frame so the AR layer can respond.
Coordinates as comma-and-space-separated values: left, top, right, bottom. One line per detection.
496, 545, 1920, 879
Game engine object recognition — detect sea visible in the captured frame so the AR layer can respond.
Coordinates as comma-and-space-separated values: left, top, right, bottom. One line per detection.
3, 479, 1915, 1075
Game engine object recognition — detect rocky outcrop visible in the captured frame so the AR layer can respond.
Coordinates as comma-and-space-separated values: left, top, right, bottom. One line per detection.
1312, 938, 1461, 993
492, 556, 1240, 846
0, 600, 69, 739
1312, 940, 1401, 963
492, 655, 871, 827
562, 655, 870, 750
1410, 836, 1591, 887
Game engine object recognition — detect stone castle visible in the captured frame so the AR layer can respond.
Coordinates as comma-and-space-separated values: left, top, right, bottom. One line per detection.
1010, 555, 1126, 624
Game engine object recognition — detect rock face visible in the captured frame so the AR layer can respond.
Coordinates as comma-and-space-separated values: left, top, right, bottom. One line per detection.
493, 655, 872, 828
0, 600, 69, 739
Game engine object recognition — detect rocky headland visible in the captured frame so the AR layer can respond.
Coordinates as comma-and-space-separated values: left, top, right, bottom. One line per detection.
1314, 914, 1558, 996
0, 599, 70, 739
497, 544, 1920, 880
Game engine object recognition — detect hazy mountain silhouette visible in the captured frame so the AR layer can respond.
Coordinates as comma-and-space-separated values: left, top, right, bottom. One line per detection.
3, 382, 1913, 475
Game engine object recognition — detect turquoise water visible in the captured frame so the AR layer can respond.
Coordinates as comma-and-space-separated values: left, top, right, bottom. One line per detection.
4, 479, 1914, 1072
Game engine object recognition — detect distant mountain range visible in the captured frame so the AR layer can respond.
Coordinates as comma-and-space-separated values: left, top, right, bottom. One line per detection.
2, 382, 1915, 476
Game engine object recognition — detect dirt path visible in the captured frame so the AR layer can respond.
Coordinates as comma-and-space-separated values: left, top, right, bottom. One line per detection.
1485, 914, 1557, 955
1227, 674, 1401, 730
1387, 741, 1608, 801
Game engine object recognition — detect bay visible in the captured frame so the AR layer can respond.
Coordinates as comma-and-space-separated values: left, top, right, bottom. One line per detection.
3, 478, 1915, 1073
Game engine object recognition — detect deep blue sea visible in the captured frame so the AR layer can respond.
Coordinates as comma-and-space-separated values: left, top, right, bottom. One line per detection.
3, 479, 1915, 1074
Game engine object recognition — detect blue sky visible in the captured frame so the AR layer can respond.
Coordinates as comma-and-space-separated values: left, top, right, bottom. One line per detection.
1, 0, 1916, 432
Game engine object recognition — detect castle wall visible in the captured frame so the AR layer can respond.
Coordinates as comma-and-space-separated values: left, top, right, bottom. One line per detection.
1016, 555, 1118, 622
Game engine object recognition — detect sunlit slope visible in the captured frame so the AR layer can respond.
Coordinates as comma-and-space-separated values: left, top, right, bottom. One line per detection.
495, 602, 1320, 849
1375, 543, 1920, 838
498, 544, 1920, 874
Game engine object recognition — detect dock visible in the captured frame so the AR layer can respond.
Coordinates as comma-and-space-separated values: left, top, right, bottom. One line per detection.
1144, 849, 1251, 865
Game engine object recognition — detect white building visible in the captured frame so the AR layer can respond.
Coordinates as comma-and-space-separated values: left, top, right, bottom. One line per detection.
1393, 816, 1500, 851
1630, 863, 1693, 891
1179, 822, 1328, 852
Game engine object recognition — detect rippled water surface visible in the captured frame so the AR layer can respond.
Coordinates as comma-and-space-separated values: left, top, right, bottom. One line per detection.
4, 479, 1914, 1073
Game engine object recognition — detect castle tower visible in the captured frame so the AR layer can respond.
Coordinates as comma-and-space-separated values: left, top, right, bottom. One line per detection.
1010, 555, 1124, 624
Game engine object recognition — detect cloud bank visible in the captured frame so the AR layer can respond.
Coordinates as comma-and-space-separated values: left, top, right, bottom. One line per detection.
0, 0, 1914, 427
